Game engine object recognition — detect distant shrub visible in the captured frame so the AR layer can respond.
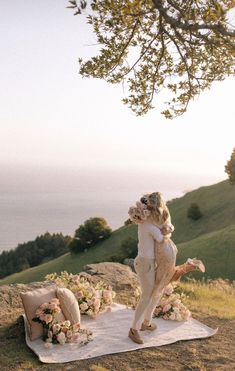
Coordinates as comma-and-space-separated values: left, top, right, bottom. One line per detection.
124, 218, 133, 226
187, 203, 203, 220
69, 238, 86, 254
70, 217, 112, 254
225, 147, 235, 184
108, 237, 138, 263
121, 237, 138, 258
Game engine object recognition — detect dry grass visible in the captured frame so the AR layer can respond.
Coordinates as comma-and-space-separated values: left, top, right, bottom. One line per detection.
179, 278, 235, 319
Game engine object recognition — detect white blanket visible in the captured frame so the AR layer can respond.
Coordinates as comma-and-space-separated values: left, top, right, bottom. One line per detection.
24, 303, 218, 363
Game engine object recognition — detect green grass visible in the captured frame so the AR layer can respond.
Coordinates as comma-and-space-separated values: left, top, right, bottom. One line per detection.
1, 179, 235, 285
176, 223, 235, 280
168, 180, 235, 243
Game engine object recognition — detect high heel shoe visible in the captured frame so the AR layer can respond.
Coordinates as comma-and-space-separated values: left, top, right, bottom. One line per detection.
186, 258, 205, 273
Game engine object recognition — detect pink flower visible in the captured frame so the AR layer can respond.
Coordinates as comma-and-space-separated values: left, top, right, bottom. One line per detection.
48, 303, 57, 310
72, 323, 80, 332
163, 304, 171, 313
35, 309, 43, 317
72, 333, 80, 342
103, 290, 112, 299
164, 285, 174, 296
39, 313, 46, 322
54, 306, 61, 313
66, 330, 73, 338
50, 298, 60, 305
75, 291, 83, 299
80, 303, 88, 311
52, 324, 61, 333
44, 314, 53, 324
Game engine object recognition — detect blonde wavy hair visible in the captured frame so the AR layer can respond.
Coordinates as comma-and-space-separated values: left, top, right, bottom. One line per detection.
128, 192, 170, 226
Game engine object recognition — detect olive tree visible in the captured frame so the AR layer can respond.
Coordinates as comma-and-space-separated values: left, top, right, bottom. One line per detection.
67, 0, 235, 118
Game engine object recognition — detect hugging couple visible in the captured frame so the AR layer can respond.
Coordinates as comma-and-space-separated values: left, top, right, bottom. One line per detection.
128, 192, 205, 344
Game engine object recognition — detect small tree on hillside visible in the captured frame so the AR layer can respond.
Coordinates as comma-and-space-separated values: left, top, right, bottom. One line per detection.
70, 217, 112, 253
124, 218, 133, 226
225, 147, 235, 184
187, 203, 203, 221
121, 237, 138, 259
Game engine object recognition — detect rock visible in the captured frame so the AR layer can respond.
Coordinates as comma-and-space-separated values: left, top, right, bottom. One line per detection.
0, 281, 55, 325
83, 262, 139, 292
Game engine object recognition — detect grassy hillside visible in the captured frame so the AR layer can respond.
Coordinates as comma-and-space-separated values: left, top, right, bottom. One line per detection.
177, 224, 235, 280
1, 179, 235, 285
0, 224, 137, 285
168, 180, 235, 243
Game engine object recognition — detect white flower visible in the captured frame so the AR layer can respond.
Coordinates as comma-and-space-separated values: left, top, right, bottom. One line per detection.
164, 284, 174, 296
44, 342, 53, 349
175, 313, 182, 321
57, 332, 66, 345
63, 320, 71, 327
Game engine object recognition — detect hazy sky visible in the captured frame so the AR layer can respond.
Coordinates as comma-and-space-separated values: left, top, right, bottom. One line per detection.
0, 0, 234, 186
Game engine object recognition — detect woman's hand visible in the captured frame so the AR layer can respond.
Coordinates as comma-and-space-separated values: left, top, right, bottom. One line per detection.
161, 226, 168, 235
163, 233, 172, 241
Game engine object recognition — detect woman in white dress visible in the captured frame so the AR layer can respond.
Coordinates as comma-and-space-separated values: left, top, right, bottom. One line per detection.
128, 192, 205, 344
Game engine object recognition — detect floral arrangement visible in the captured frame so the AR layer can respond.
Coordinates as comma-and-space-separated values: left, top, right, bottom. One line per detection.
45, 271, 116, 317
128, 201, 151, 223
33, 298, 61, 329
32, 298, 93, 348
153, 283, 191, 321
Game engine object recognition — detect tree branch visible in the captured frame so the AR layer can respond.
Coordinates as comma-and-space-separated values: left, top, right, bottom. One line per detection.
152, 0, 235, 37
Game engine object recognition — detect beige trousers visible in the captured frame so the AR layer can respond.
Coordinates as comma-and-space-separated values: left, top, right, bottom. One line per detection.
131, 256, 158, 330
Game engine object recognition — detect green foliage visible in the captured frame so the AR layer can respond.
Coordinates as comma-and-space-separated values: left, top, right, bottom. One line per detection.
225, 147, 235, 184
187, 203, 203, 220
69, 238, 85, 254
75, 217, 112, 245
0, 232, 72, 279
70, 217, 112, 254
124, 218, 133, 226
68, 0, 235, 118
120, 237, 138, 259
109, 236, 138, 263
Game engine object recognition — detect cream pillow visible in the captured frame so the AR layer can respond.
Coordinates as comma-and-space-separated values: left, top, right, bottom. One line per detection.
56, 287, 81, 324
20, 286, 65, 341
